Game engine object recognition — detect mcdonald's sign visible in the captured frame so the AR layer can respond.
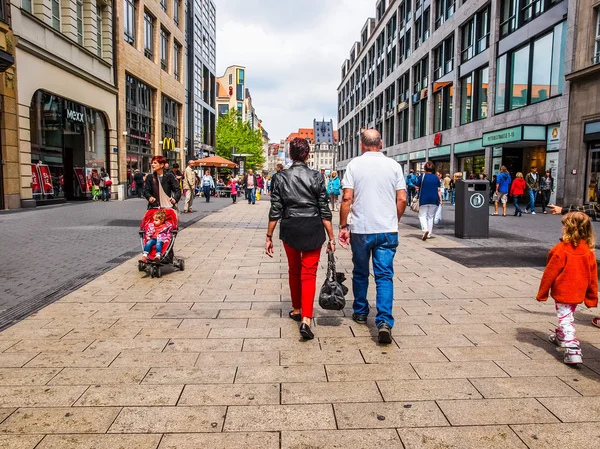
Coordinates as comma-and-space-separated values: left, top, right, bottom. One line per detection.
162, 138, 175, 151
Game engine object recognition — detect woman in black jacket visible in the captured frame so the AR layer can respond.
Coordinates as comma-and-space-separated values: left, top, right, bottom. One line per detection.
143, 156, 181, 209
265, 138, 335, 340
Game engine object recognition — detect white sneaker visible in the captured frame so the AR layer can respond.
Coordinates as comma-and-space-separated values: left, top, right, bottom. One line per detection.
549, 333, 567, 348
531, 211, 536, 215
564, 347, 583, 365
427, 234, 436, 239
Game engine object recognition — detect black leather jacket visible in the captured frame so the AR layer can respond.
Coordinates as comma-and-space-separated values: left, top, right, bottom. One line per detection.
269, 162, 332, 222
143, 171, 182, 209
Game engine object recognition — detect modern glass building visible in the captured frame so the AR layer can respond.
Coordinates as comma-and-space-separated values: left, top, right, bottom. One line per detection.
185, 0, 216, 161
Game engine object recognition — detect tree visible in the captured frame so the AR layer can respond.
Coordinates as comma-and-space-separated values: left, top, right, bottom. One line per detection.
216, 109, 265, 171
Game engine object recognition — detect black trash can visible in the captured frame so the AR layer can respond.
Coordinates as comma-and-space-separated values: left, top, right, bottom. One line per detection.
455, 179, 490, 239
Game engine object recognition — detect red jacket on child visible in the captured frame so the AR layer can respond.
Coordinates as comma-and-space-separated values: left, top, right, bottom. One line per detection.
536, 240, 598, 307
509, 177, 527, 196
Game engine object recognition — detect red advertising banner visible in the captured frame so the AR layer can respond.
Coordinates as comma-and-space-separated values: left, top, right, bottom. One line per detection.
38, 164, 54, 195
31, 164, 41, 195
74, 167, 86, 193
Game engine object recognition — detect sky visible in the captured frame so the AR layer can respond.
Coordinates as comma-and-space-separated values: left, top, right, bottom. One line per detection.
215, 0, 375, 143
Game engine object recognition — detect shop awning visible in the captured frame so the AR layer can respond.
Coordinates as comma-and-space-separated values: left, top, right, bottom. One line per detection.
190, 156, 239, 168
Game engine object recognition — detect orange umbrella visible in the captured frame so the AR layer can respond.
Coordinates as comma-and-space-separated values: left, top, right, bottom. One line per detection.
190, 156, 239, 168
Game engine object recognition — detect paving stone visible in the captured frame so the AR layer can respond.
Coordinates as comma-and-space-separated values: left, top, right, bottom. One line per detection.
242, 338, 320, 352
398, 425, 528, 449
470, 377, 580, 399
109, 406, 226, 433
178, 318, 248, 329
0, 386, 88, 407
110, 352, 199, 368
538, 397, 600, 422
36, 434, 162, 449
496, 360, 598, 377
48, 368, 148, 385
282, 429, 404, 449
24, 352, 119, 368
142, 367, 236, 385
0, 435, 43, 449
0, 409, 15, 424
74, 384, 183, 406
0, 407, 121, 434
413, 360, 511, 379
136, 328, 210, 339
439, 346, 531, 361
4, 340, 93, 353
559, 374, 600, 395
164, 339, 243, 352
0, 368, 60, 386
437, 398, 559, 426
419, 324, 497, 335
326, 363, 419, 381
280, 349, 364, 365
394, 334, 474, 347
158, 432, 279, 449
208, 328, 280, 339
349, 324, 426, 337
110, 319, 182, 328
224, 404, 336, 431
196, 351, 279, 367
334, 401, 448, 429
282, 381, 382, 404
360, 347, 447, 363
62, 328, 143, 340
84, 339, 169, 353
511, 422, 600, 448
236, 365, 326, 383
219, 309, 283, 319
441, 314, 514, 324
377, 379, 483, 401
179, 383, 279, 406
0, 354, 39, 368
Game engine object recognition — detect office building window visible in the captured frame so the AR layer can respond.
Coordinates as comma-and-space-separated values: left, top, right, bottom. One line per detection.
124, 0, 136, 45
126, 75, 153, 174
76, 0, 83, 44
160, 0, 167, 12
435, 0, 455, 29
22, 0, 32, 13
495, 22, 565, 113
595, 11, 600, 64
160, 28, 169, 72
434, 34, 454, 80
173, 0, 180, 26
52, 0, 60, 30
500, 0, 561, 37
433, 83, 453, 132
414, 99, 427, 138
413, 56, 429, 93
398, 108, 409, 143
96, 6, 103, 57
144, 12, 154, 60
398, 72, 410, 103
460, 66, 488, 124
174, 41, 181, 81
162, 96, 179, 145
461, 5, 490, 62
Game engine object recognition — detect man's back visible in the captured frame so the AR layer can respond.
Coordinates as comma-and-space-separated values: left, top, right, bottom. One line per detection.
343, 152, 406, 234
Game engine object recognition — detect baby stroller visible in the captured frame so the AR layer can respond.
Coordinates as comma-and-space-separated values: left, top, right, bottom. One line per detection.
138, 207, 185, 278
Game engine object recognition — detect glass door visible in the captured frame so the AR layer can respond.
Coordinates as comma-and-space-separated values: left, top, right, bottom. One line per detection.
586, 144, 600, 203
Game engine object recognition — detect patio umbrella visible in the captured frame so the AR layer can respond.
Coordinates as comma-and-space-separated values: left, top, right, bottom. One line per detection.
190, 156, 238, 168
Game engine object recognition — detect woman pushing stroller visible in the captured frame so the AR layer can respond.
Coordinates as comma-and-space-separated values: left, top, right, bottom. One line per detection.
143, 156, 181, 210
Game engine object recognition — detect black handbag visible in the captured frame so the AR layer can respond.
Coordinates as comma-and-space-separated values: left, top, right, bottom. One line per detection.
319, 252, 346, 311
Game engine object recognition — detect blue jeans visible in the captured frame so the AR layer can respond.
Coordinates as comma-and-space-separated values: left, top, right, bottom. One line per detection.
203, 186, 211, 202
451, 189, 456, 205
407, 187, 416, 204
513, 195, 522, 215
443, 188, 449, 201
101, 186, 109, 201
350, 232, 398, 328
246, 187, 256, 204
144, 238, 164, 256
528, 190, 537, 212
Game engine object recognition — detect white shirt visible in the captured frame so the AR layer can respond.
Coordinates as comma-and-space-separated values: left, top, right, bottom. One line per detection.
342, 151, 406, 234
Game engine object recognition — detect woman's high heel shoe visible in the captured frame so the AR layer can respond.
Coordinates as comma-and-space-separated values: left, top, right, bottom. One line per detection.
299, 323, 314, 340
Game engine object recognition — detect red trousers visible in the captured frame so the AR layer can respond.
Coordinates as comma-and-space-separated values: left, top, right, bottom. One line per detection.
283, 243, 321, 319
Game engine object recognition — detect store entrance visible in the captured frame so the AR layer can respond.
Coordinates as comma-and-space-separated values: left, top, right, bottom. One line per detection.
502, 148, 523, 178
63, 125, 86, 200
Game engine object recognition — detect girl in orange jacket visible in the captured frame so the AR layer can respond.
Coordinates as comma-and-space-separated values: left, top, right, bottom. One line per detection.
536, 212, 598, 365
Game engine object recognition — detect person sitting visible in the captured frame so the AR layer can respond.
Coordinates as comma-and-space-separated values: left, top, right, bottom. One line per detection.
140, 210, 173, 262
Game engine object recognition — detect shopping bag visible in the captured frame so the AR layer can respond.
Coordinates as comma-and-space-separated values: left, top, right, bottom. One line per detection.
319, 252, 346, 311
256, 190, 261, 201
410, 194, 420, 213
434, 204, 443, 224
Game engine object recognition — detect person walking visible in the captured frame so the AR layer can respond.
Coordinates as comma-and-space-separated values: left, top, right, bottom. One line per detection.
183, 161, 196, 213
525, 166, 539, 214
243, 169, 257, 204
327, 171, 341, 211
451, 172, 462, 205
417, 161, 442, 241
493, 166, 512, 217
539, 169, 554, 214
269, 164, 284, 195
91, 171, 101, 201
257, 174, 265, 196
509, 172, 527, 216
443, 174, 451, 201
338, 129, 407, 344
133, 169, 145, 199
201, 170, 214, 203
406, 169, 418, 205
100, 168, 110, 202
142, 156, 181, 209
231, 177, 238, 204
266, 137, 335, 340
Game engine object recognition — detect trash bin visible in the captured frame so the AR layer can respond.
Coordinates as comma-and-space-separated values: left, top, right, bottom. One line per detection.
455, 179, 489, 238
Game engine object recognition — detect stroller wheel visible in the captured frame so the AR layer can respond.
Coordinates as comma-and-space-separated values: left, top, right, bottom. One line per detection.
179, 259, 185, 271
138, 262, 144, 272
156, 267, 162, 278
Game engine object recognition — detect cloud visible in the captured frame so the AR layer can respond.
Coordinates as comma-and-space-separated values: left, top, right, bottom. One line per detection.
216, 0, 376, 142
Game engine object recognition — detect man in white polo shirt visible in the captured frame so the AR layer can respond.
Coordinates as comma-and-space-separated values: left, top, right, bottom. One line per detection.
338, 129, 407, 344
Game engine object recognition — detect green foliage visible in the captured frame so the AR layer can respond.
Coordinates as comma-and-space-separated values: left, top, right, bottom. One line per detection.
216, 109, 266, 170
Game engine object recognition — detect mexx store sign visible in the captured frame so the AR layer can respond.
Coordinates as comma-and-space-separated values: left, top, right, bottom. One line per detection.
66, 109, 84, 123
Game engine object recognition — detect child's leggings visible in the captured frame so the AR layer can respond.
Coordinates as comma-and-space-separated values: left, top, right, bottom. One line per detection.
555, 302, 579, 348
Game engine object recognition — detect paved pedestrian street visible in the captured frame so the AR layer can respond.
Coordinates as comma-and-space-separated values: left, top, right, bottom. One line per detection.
0, 201, 599, 449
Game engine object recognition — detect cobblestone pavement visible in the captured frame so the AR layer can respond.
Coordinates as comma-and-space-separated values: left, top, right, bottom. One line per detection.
0, 197, 230, 320
0, 201, 599, 448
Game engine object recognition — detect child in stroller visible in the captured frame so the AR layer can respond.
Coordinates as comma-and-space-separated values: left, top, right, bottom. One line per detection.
138, 208, 184, 278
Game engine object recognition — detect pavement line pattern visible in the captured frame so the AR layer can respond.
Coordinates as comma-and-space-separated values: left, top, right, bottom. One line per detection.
0, 200, 598, 448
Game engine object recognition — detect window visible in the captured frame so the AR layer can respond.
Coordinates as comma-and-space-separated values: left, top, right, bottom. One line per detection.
414, 99, 427, 138
461, 6, 490, 62
495, 22, 565, 113
76, 0, 83, 45
433, 83, 453, 132
173, 0, 180, 26
96, 6, 103, 57
398, 108, 409, 143
413, 56, 429, 93
22, 0, 32, 13
124, 0, 136, 45
460, 66, 488, 124
160, 0, 167, 12
160, 28, 169, 72
398, 72, 410, 103
162, 96, 179, 146
174, 42, 181, 81
413, 57, 429, 138
435, 0, 455, 29
434, 35, 454, 79
52, 0, 61, 30
500, 0, 561, 37
594, 11, 600, 64
144, 13, 154, 60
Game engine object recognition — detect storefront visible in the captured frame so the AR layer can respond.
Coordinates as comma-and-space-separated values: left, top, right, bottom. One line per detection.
393, 153, 408, 176
161, 95, 180, 168
29, 90, 108, 203
584, 120, 600, 203
428, 145, 451, 176
454, 139, 485, 179
409, 150, 426, 173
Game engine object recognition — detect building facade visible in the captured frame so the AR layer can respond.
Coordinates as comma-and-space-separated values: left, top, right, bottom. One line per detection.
185, 0, 215, 162
117, 0, 186, 194
337, 0, 573, 204
286, 120, 338, 173
11, 0, 117, 208
216, 65, 246, 119
564, 2, 600, 204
